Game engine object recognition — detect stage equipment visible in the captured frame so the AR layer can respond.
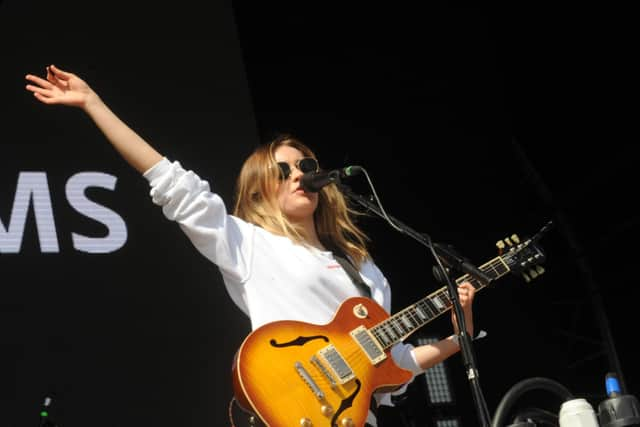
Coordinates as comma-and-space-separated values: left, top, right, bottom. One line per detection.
492, 374, 640, 427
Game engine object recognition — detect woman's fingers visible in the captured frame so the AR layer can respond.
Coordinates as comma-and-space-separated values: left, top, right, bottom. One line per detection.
25, 83, 53, 97
46, 66, 57, 84
25, 66, 86, 106
26, 84, 60, 104
457, 282, 475, 306
32, 91, 58, 104
459, 282, 475, 295
49, 64, 72, 80
25, 73, 64, 104
25, 74, 55, 89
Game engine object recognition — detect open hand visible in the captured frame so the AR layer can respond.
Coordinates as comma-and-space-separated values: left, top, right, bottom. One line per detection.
25, 65, 94, 108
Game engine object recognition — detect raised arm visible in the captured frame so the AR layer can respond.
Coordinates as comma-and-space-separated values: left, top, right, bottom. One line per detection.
25, 64, 163, 174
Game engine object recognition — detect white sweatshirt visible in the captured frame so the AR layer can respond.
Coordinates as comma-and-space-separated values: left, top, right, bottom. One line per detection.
143, 158, 422, 415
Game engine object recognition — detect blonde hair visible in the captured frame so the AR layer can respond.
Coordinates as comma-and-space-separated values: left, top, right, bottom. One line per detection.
233, 135, 370, 266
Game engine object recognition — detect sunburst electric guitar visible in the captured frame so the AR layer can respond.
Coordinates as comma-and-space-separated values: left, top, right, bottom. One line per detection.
232, 223, 551, 427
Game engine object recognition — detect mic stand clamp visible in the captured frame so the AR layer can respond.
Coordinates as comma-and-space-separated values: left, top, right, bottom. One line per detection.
339, 183, 493, 427
431, 242, 493, 286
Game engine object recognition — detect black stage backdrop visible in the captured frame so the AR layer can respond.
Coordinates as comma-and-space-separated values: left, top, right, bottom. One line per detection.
2, 2, 637, 427
1, 1, 258, 426
231, 5, 638, 426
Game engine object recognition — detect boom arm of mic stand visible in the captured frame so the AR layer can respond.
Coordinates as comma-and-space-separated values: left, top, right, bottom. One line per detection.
340, 184, 493, 427
340, 185, 492, 285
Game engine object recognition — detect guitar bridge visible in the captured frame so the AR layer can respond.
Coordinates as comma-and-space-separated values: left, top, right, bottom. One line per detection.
294, 361, 325, 401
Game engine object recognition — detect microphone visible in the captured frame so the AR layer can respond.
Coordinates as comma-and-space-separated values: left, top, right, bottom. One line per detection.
300, 166, 363, 193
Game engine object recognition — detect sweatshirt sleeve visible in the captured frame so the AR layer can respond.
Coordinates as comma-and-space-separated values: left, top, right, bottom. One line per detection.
391, 342, 422, 376
142, 158, 254, 283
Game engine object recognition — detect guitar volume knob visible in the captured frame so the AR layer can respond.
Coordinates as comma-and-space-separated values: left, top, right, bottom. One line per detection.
321, 404, 334, 416
341, 417, 355, 427
300, 417, 313, 427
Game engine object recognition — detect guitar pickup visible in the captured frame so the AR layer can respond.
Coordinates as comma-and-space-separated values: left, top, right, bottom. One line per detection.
317, 345, 355, 384
351, 326, 386, 364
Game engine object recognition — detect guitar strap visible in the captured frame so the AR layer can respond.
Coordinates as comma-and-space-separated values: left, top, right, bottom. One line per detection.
332, 250, 372, 299
331, 247, 380, 423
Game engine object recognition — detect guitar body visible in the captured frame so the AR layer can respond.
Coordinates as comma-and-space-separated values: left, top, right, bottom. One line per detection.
232, 224, 551, 426
232, 296, 413, 427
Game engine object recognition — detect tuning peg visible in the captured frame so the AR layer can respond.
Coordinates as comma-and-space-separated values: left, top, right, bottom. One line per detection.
496, 240, 505, 250
535, 265, 545, 275
511, 234, 520, 244
522, 272, 531, 283
505, 237, 513, 247
529, 268, 539, 279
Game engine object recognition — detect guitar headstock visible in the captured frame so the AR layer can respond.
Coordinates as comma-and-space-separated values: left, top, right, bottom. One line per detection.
497, 221, 553, 283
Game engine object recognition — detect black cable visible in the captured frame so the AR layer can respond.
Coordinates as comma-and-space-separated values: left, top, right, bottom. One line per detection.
228, 396, 237, 427
491, 377, 573, 427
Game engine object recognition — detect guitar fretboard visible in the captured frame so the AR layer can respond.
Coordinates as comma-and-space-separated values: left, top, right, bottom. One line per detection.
370, 256, 510, 350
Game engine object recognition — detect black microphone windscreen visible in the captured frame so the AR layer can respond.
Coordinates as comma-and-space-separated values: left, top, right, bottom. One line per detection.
301, 171, 334, 193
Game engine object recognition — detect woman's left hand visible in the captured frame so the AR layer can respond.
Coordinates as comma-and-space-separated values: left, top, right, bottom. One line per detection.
451, 281, 476, 336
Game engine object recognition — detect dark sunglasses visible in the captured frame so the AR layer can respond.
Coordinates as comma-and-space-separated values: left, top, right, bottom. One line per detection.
277, 157, 319, 180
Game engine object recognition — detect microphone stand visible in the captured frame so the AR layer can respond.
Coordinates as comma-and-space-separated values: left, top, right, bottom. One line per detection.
338, 183, 493, 427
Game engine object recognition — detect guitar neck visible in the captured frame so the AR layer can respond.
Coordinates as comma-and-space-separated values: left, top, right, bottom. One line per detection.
370, 255, 510, 350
